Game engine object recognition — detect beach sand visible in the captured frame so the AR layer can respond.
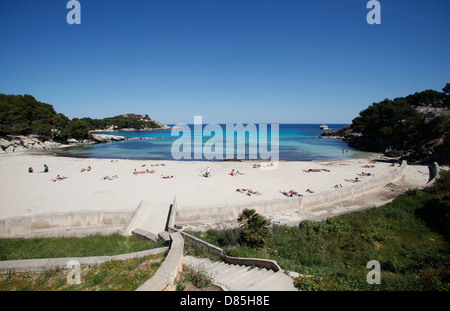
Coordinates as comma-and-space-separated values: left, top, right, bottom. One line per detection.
0, 152, 430, 221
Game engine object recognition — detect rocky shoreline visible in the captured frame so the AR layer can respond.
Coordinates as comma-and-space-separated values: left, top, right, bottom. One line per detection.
0, 133, 165, 154
320, 125, 448, 164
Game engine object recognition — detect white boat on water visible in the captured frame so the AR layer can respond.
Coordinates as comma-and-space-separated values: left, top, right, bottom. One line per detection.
320, 124, 329, 130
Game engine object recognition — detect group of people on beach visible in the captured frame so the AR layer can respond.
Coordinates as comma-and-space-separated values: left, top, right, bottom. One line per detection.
280, 190, 302, 197
303, 168, 330, 173
28, 164, 49, 174
252, 161, 275, 168
133, 168, 156, 175
199, 167, 211, 178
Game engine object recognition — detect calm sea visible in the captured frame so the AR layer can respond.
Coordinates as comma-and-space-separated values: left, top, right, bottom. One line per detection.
54, 124, 374, 161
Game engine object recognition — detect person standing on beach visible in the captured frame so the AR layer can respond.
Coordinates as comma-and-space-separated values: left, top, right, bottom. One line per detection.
206, 167, 211, 178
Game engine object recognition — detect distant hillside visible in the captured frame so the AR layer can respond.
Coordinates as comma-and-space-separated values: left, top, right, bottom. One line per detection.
80, 113, 169, 132
0, 94, 168, 141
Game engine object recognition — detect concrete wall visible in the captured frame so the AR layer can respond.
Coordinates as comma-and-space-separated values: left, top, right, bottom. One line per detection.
0, 209, 134, 238
173, 228, 282, 272
422, 162, 440, 188
136, 231, 184, 291
174, 161, 409, 226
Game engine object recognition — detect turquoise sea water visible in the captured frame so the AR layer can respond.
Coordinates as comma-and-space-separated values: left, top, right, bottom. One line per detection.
54, 124, 374, 161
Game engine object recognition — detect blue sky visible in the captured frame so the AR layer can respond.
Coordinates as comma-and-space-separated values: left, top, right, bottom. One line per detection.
0, 0, 449, 124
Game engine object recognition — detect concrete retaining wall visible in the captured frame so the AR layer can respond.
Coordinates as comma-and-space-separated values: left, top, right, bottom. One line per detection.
0, 247, 168, 274
136, 232, 184, 291
0, 209, 134, 238
422, 162, 440, 188
173, 228, 282, 272
175, 161, 409, 226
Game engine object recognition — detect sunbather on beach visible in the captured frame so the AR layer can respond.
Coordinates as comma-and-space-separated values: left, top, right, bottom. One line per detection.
306, 189, 314, 193
303, 169, 321, 173
344, 177, 360, 183
358, 172, 372, 176
51, 175, 67, 182
161, 174, 174, 179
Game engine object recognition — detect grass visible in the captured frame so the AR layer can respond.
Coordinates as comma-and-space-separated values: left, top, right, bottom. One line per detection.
0, 233, 165, 260
0, 252, 166, 291
0, 233, 168, 291
187, 170, 450, 291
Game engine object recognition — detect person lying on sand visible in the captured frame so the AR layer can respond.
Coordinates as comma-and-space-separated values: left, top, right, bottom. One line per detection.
358, 172, 372, 177
304, 168, 330, 173
334, 184, 343, 188
344, 177, 360, 183
362, 165, 375, 168
306, 189, 314, 193
252, 164, 261, 168
134, 169, 156, 174
236, 188, 262, 196
37, 164, 49, 173
103, 175, 118, 180
51, 175, 67, 182
161, 174, 174, 179
246, 189, 262, 196
280, 190, 302, 197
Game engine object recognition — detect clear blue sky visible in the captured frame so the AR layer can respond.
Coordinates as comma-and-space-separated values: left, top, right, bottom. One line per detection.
1, 0, 449, 124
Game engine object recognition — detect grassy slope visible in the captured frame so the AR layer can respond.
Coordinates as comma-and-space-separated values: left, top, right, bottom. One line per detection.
189, 170, 450, 291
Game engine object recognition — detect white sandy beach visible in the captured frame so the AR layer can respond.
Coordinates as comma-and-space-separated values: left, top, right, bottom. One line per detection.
0, 152, 431, 220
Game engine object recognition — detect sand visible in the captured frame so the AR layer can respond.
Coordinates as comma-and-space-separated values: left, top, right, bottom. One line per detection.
0, 152, 431, 220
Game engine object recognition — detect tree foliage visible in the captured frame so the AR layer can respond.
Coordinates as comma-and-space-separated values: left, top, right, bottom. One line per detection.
0, 94, 161, 140
237, 208, 272, 248
81, 114, 161, 131
350, 83, 450, 148
351, 98, 423, 146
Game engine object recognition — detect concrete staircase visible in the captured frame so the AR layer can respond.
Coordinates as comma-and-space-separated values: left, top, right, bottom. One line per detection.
183, 255, 298, 291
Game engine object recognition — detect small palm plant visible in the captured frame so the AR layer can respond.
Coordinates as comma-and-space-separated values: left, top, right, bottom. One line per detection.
237, 208, 272, 248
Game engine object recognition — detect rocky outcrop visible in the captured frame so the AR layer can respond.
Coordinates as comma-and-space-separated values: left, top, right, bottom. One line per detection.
320, 125, 388, 153
0, 133, 129, 154
91, 134, 128, 143
321, 125, 449, 164
0, 135, 63, 154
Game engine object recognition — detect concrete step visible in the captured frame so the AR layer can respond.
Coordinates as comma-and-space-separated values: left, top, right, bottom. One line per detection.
183, 256, 298, 291
227, 267, 264, 290
246, 271, 298, 291
234, 268, 276, 291
219, 265, 251, 285
214, 264, 243, 281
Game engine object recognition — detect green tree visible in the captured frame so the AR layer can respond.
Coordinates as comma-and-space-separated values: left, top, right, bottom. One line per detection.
237, 209, 272, 248
442, 83, 450, 108
351, 98, 424, 146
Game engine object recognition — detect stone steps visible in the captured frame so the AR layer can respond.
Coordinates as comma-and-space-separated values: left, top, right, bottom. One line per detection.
183, 255, 298, 291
